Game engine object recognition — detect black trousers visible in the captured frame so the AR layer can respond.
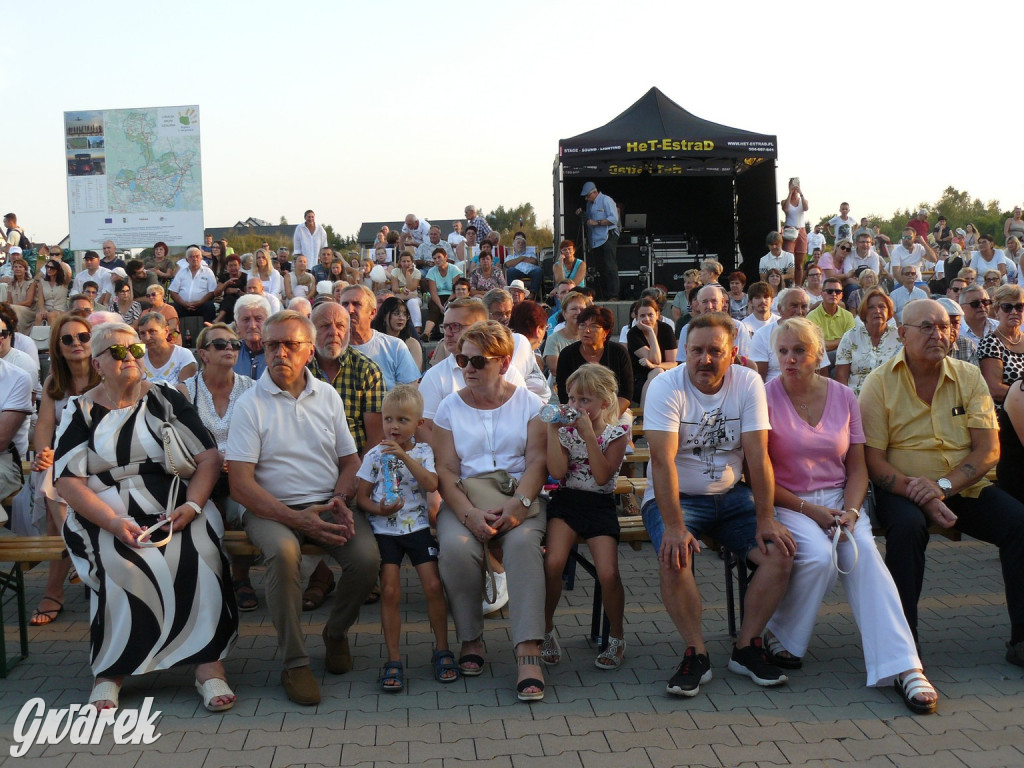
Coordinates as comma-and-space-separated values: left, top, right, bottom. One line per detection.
873, 484, 1024, 638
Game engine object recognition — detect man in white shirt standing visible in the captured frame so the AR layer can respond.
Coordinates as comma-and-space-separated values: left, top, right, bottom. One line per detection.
402, 214, 431, 247
293, 210, 328, 264
169, 246, 218, 322
806, 225, 826, 258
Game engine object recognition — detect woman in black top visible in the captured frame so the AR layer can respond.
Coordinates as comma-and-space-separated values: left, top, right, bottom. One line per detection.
626, 297, 677, 407
555, 305, 632, 413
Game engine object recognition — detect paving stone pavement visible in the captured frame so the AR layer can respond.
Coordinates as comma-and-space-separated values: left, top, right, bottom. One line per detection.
1, 536, 1022, 767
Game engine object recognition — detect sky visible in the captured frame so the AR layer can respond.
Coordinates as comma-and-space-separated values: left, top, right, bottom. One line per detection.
6, 0, 1021, 246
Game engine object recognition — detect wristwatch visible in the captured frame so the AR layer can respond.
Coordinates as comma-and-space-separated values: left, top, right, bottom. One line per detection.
517, 494, 532, 508
936, 477, 952, 495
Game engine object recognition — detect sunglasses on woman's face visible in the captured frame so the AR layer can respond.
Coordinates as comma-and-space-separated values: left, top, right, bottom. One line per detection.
455, 354, 500, 370
999, 303, 1024, 314
61, 332, 91, 346
204, 338, 242, 350
104, 343, 146, 361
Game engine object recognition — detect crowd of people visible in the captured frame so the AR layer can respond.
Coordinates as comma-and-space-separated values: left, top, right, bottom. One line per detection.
2, 201, 1023, 719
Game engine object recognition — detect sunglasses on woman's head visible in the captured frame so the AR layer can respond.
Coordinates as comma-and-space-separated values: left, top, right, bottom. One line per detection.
204, 338, 242, 350
104, 343, 146, 360
455, 354, 500, 370
61, 332, 91, 346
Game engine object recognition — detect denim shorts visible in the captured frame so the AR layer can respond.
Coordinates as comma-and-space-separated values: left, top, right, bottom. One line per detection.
641, 484, 758, 556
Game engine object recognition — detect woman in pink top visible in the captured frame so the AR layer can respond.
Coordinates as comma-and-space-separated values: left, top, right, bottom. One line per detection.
763, 317, 938, 715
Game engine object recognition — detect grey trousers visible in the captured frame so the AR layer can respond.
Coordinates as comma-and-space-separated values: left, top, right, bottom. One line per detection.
244, 507, 381, 669
436, 505, 547, 646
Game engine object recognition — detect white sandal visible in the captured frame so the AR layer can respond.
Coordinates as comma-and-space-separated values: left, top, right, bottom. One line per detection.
88, 680, 121, 711
195, 677, 236, 712
540, 631, 561, 666
595, 637, 626, 670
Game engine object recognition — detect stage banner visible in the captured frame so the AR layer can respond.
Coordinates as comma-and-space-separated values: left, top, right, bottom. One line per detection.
64, 105, 203, 250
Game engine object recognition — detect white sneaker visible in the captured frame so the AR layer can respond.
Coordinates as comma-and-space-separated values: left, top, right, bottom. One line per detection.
483, 571, 508, 615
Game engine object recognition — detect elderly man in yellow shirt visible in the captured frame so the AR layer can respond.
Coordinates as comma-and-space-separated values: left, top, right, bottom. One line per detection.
859, 299, 1024, 669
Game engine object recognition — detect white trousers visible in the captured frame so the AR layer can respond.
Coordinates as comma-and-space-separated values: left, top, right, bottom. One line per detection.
765, 487, 920, 687
405, 297, 422, 329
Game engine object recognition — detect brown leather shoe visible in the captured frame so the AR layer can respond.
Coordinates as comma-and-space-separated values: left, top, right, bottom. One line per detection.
323, 629, 352, 675
281, 665, 320, 705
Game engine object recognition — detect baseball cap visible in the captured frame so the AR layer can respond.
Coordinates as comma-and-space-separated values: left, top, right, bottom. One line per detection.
580, 182, 597, 196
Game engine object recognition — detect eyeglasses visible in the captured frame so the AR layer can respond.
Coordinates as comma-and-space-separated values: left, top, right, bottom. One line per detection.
60, 332, 91, 346
455, 354, 500, 370
263, 340, 311, 354
441, 322, 466, 336
904, 322, 951, 335
999, 303, 1024, 314
579, 324, 604, 334
966, 299, 993, 308
823, 288, 843, 295
0, 330, 9, 339
45, 265, 57, 271
204, 338, 242, 351
103, 343, 146, 360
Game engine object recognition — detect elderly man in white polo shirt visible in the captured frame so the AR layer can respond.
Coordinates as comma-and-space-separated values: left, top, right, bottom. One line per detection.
227, 310, 381, 706
169, 245, 218, 321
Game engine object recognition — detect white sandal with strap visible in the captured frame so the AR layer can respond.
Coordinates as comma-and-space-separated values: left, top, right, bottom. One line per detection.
540, 631, 561, 666
595, 637, 626, 670
895, 670, 938, 715
88, 680, 121, 711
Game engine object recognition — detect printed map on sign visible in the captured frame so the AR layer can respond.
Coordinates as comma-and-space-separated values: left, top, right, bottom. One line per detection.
105, 108, 202, 213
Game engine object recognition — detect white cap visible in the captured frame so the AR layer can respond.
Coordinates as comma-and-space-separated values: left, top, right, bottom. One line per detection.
509, 279, 527, 292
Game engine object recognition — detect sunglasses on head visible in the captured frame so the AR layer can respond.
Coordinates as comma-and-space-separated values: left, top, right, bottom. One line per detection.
104, 343, 146, 361
455, 354, 500, 370
999, 303, 1024, 313
204, 338, 242, 350
966, 299, 992, 308
61, 331, 91, 346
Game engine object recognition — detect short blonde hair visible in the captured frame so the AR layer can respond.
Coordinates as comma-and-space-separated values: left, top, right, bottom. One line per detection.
382, 383, 424, 418
560, 290, 591, 312
457, 320, 514, 358
993, 283, 1024, 306
771, 317, 824, 362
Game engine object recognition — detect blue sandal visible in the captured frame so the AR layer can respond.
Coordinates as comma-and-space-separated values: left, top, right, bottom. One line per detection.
379, 660, 404, 692
431, 649, 460, 683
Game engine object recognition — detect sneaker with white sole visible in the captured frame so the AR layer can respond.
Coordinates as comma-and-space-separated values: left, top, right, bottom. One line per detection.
727, 637, 788, 686
666, 646, 712, 697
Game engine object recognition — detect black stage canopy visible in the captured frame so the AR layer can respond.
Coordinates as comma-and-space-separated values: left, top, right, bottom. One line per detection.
554, 87, 778, 293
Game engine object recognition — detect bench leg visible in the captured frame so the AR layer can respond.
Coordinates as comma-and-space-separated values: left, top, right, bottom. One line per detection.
0, 563, 29, 677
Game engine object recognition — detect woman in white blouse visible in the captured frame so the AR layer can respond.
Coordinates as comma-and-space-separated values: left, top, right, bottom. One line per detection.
433, 320, 548, 701
834, 288, 902, 396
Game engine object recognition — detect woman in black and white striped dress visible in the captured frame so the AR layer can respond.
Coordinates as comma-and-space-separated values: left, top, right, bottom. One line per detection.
54, 321, 238, 713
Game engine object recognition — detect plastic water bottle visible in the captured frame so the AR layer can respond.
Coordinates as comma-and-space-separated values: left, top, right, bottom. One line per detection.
381, 454, 401, 506
539, 404, 579, 424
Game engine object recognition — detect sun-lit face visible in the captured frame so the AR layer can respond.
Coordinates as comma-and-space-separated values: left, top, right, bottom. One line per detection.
774, 328, 817, 381
567, 382, 610, 424
381, 401, 421, 445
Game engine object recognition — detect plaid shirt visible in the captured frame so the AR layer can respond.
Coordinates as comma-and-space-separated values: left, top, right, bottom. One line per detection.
950, 335, 979, 367
310, 346, 384, 454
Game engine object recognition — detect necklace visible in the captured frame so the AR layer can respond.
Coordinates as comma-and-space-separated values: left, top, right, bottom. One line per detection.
997, 327, 1023, 346
467, 386, 503, 468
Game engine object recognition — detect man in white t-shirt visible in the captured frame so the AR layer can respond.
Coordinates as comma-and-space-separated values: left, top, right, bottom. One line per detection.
0, 356, 32, 461
227, 311, 380, 706
806, 225, 826, 257
889, 228, 937, 282
447, 221, 466, 248
758, 232, 794, 283
837, 231, 883, 284
740, 282, 778, 337
678, 286, 754, 366
340, 284, 420, 390
642, 312, 795, 697
402, 214, 432, 246
71, 250, 114, 306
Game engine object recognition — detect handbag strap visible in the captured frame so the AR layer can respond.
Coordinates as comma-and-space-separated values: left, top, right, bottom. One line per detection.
831, 518, 859, 575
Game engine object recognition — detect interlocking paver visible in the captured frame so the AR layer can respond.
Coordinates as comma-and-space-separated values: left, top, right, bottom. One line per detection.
1, 539, 1021, 768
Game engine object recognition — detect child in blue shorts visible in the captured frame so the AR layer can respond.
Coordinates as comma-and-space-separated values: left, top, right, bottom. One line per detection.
356, 385, 457, 691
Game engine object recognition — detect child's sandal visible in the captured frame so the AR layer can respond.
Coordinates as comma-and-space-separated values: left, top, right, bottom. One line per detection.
379, 660, 404, 692
431, 649, 459, 683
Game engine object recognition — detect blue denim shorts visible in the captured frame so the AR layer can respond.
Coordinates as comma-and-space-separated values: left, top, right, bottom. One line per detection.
641, 484, 758, 556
